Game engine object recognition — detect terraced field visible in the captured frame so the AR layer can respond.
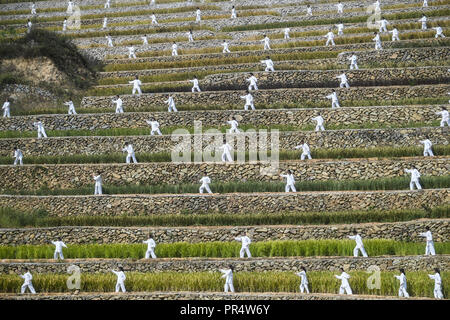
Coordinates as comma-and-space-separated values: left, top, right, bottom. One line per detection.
0, 0, 449, 301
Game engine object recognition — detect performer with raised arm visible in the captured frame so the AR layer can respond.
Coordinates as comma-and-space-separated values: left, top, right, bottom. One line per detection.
234, 233, 251, 258
143, 235, 157, 259
419, 227, 436, 255
348, 231, 368, 257
394, 269, 409, 298
122, 142, 138, 164
220, 265, 235, 292
199, 172, 212, 194
335, 268, 352, 295
280, 169, 296, 192
295, 267, 309, 293
51, 238, 68, 260
111, 267, 126, 292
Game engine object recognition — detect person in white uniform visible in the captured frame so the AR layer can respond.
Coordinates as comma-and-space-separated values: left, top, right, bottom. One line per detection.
189, 76, 201, 92
336, 1, 343, 14
127, 46, 137, 59
235, 234, 251, 258
231, 6, 237, 19
146, 118, 162, 135
31, 2, 37, 15
51, 238, 68, 260
241, 90, 255, 110
63, 18, 67, 31
336, 73, 350, 88
67, 0, 74, 13
106, 35, 114, 47
261, 35, 271, 50
325, 30, 335, 46
122, 142, 138, 164
33, 119, 47, 138
220, 139, 233, 162
227, 117, 240, 133
348, 54, 358, 70
389, 26, 400, 41
295, 141, 312, 160
13, 147, 24, 166
27, 19, 32, 33
284, 28, 290, 39
261, 56, 274, 72
165, 95, 178, 112
143, 235, 157, 259
378, 17, 388, 32
335, 268, 352, 295
312, 115, 325, 131
373, 0, 381, 12
433, 25, 445, 38
306, 4, 312, 16
20, 268, 36, 294
104, 0, 110, 9
419, 227, 436, 255
436, 107, 449, 127
195, 7, 201, 23
404, 167, 422, 190
102, 16, 108, 29
64, 98, 77, 115
220, 265, 235, 292
394, 269, 409, 298
112, 95, 123, 113
420, 138, 434, 157
336, 22, 344, 36
129, 76, 142, 95
246, 73, 258, 91
2, 98, 10, 118
93, 173, 103, 195
172, 42, 178, 56
326, 89, 341, 108
141, 34, 148, 45
418, 15, 427, 30
281, 169, 296, 192
111, 267, 126, 293
199, 173, 212, 194
428, 268, 443, 299
222, 40, 231, 53
373, 32, 382, 50
187, 30, 194, 42
348, 231, 368, 257
295, 267, 309, 293
423, 0, 428, 7
151, 13, 158, 25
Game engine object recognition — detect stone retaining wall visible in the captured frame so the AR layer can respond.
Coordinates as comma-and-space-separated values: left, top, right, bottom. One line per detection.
0, 105, 443, 131
1, 219, 448, 245
0, 189, 447, 216
1, 158, 448, 191
0, 127, 446, 157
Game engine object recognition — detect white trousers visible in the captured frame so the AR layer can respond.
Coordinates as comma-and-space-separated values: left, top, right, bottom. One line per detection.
14, 157, 23, 166
301, 152, 312, 160
128, 53, 136, 59
199, 184, 212, 194
95, 183, 103, 195
350, 63, 358, 70
192, 85, 201, 92
145, 249, 157, 259
264, 44, 271, 50
353, 245, 368, 257
222, 151, 233, 162
375, 42, 382, 50
339, 285, 352, 295
126, 153, 138, 163
168, 104, 178, 112
340, 81, 350, 88
422, 23, 427, 30
398, 287, 409, 298
244, 103, 255, 111
228, 128, 240, 134
285, 183, 296, 193
3, 109, 10, 117
265, 66, 274, 72
105, 3, 110, 8
326, 39, 335, 46
284, 34, 290, 39
300, 284, 309, 293
440, 119, 450, 127
115, 281, 126, 293
239, 247, 251, 258
435, 33, 445, 38
223, 48, 231, 53
224, 282, 235, 292
392, 35, 400, 41
248, 84, 258, 91
21, 283, 36, 294
315, 124, 325, 131
38, 129, 47, 138
68, 107, 77, 115
410, 180, 422, 190
151, 129, 162, 136
172, 50, 178, 56
338, 30, 343, 36
423, 148, 434, 157
132, 86, 142, 95
379, 26, 387, 32
434, 286, 443, 299
116, 107, 124, 113
331, 101, 341, 108
54, 250, 64, 260
425, 241, 435, 255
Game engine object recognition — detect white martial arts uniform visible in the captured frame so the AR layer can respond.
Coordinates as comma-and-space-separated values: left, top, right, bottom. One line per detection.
235, 236, 251, 258
2, 101, 10, 118
31, 3, 36, 15
261, 36, 271, 50
106, 35, 114, 47
64, 100, 77, 115
20, 272, 36, 294
420, 139, 434, 157
190, 78, 201, 92
112, 270, 126, 292
281, 173, 296, 192
246, 75, 258, 91
146, 120, 162, 135
284, 28, 290, 39
102, 17, 108, 29
113, 97, 123, 113
433, 27, 445, 38
336, 2, 343, 14
389, 28, 400, 41
326, 92, 340, 108
405, 168, 422, 190
63, 19, 67, 31
419, 231, 436, 255
122, 144, 138, 163
151, 14, 158, 25
27, 21, 32, 33
143, 238, 157, 259
348, 54, 358, 70
227, 119, 240, 133
141, 36, 148, 45
129, 79, 142, 95
419, 16, 427, 30
337, 73, 350, 88
127, 46, 137, 59
222, 41, 231, 53
33, 121, 47, 138
231, 8, 236, 19
67, 1, 74, 13
306, 6, 312, 16
187, 32, 194, 42
348, 234, 368, 257
373, 33, 382, 50
336, 272, 352, 295
295, 143, 312, 160
325, 31, 335, 46
196, 9, 201, 23
261, 59, 274, 72
172, 43, 178, 56
241, 93, 255, 110
94, 175, 103, 195
336, 23, 344, 36
373, 0, 381, 12
165, 96, 177, 112
312, 116, 325, 131
423, 0, 428, 7
295, 271, 309, 293
394, 273, 409, 298
220, 143, 233, 162
52, 240, 67, 260
220, 269, 235, 292
436, 109, 449, 126
379, 19, 388, 32
104, 0, 110, 9
199, 176, 212, 194
428, 273, 443, 299
14, 149, 23, 166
